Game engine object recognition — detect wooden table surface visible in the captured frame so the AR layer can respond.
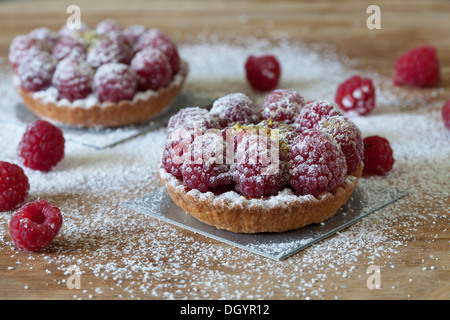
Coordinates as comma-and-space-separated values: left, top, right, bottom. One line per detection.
0, 0, 448, 302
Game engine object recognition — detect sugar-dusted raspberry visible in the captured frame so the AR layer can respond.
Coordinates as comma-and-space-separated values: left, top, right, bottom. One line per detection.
9, 35, 48, 72
316, 116, 363, 175
29, 27, 59, 49
18, 120, 65, 172
442, 100, 450, 131
294, 100, 343, 133
258, 119, 298, 147
9, 199, 63, 252
0, 161, 30, 212
135, 29, 181, 75
17, 51, 57, 92
52, 35, 87, 61
95, 19, 123, 36
393, 45, 440, 87
52, 58, 94, 101
182, 131, 232, 192
123, 24, 147, 45
87, 38, 133, 68
131, 48, 172, 91
210, 93, 261, 127
289, 128, 347, 197
162, 130, 194, 178
93, 63, 138, 102
335, 75, 376, 116
261, 89, 304, 123
167, 107, 218, 138
362, 135, 394, 175
245, 54, 281, 92
234, 130, 287, 198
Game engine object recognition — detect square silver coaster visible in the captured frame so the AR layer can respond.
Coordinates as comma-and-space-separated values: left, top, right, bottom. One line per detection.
125, 179, 408, 260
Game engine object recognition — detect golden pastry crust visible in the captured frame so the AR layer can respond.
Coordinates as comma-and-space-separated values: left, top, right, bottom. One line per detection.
158, 164, 363, 234
14, 61, 188, 128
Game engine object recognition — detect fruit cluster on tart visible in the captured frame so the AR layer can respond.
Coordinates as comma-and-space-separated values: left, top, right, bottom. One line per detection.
9, 19, 188, 127
158, 89, 364, 233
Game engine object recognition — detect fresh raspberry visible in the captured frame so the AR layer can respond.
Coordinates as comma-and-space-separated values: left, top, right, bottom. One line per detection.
87, 38, 133, 68
261, 89, 304, 123
18, 120, 65, 172
9, 199, 63, 252
210, 93, 261, 127
315, 116, 363, 174
95, 19, 123, 36
52, 35, 87, 61
17, 51, 57, 92
393, 45, 440, 87
294, 100, 343, 132
234, 130, 287, 198
167, 107, 218, 138
9, 35, 48, 72
93, 63, 138, 102
181, 132, 232, 192
131, 48, 172, 91
29, 27, 59, 49
362, 136, 394, 175
442, 100, 450, 131
245, 54, 281, 92
123, 24, 147, 45
135, 29, 181, 75
0, 161, 30, 212
161, 131, 193, 178
335, 75, 376, 115
52, 58, 94, 101
289, 128, 347, 197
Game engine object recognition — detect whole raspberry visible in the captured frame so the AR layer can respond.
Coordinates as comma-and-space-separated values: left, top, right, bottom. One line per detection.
167, 107, 218, 138
18, 120, 65, 172
210, 93, 261, 127
52, 58, 94, 101
29, 27, 59, 49
181, 132, 232, 192
135, 29, 181, 75
9, 35, 48, 72
161, 130, 194, 178
245, 54, 281, 92
0, 161, 30, 212
393, 46, 440, 87
123, 24, 147, 45
52, 35, 87, 61
315, 116, 363, 175
17, 51, 57, 92
442, 100, 450, 131
294, 100, 343, 132
234, 130, 287, 198
87, 38, 133, 68
94, 63, 138, 102
9, 199, 63, 252
261, 89, 304, 123
362, 135, 394, 175
335, 75, 376, 115
131, 48, 172, 91
289, 128, 347, 197
95, 19, 123, 36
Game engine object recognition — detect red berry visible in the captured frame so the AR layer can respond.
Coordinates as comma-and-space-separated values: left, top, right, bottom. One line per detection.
29, 27, 59, 49
289, 128, 347, 197
131, 48, 172, 91
87, 38, 133, 68
393, 45, 440, 87
52, 58, 94, 101
261, 89, 304, 123
245, 54, 281, 92
17, 51, 57, 92
52, 35, 87, 61
0, 161, 30, 212
167, 107, 218, 138
123, 24, 147, 45
162, 131, 193, 178
93, 63, 138, 102
210, 93, 261, 127
442, 100, 450, 131
316, 116, 364, 175
18, 120, 65, 172
335, 75, 376, 115
9, 199, 63, 252
9, 35, 48, 72
362, 135, 394, 175
95, 19, 122, 36
294, 100, 343, 132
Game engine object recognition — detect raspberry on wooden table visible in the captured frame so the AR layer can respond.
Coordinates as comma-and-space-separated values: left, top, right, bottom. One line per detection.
294, 100, 343, 133
442, 100, 450, 131
335, 75, 376, 116
9, 199, 63, 252
52, 58, 94, 101
362, 135, 394, 175
131, 47, 173, 91
245, 54, 281, 92
261, 89, 304, 124
93, 63, 139, 102
0, 161, 30, 212
17, 51, 57, 92
393, 45, 441, 87
18, 120, 65, 172
210, 92, 261, 127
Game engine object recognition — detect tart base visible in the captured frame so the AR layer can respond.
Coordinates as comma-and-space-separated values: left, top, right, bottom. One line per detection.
14, 61, 189, 128
158, 164, 363, 234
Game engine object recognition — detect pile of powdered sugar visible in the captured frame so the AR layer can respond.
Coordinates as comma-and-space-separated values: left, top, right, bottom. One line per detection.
0, 36, 448, 300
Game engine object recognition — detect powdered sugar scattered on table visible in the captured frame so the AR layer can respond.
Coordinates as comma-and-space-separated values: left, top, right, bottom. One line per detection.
0, 36, 449, 299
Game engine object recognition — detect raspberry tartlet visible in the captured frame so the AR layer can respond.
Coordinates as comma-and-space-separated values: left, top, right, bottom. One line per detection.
158, 91, 364, 233
9, 20, 188, 127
